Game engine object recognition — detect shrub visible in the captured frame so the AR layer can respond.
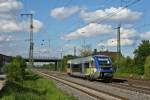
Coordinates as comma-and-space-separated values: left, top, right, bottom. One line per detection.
4, 56, 27, 82
144, 55, 150, 77
114, 56, 144, 75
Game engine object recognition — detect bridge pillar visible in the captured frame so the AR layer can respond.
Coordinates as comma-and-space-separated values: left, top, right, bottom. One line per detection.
55, 61, 57, 71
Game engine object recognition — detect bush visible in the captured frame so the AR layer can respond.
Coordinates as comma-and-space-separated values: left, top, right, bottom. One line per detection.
43, 63, 55, 70
4, 56, 27, 82
144, 55, 150, 77
0, 72, 77, 100
114, 56, 144, 75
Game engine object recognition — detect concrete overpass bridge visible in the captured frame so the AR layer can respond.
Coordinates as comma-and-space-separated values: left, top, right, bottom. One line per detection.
24, 56, 61, 70
0, 54, 61, 71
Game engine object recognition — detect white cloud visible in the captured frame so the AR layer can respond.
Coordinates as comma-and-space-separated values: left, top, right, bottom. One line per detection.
63, 23, 113, 40
0, 35, 14, 42
120, 28, 137, 39
0, 19, 21, 32
0, 19, 43, 33
0, 0, 23, 12
97, 27, 137, 47
32, 19, 43, 32
98, 38, 134, 47
81, 7, 142, 23
0, 0, 43, 33
140, 31, 150, 40
0, 0, 22, 19
20, 19, 43, 33
51, 6, 80, 19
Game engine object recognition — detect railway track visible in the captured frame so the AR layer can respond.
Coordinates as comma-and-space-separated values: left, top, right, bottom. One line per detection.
110, 82, 150, 95
38, 69, 150, 95
34, 69, 150, 100
50, 70, 150, 93
34, 69, 125, 100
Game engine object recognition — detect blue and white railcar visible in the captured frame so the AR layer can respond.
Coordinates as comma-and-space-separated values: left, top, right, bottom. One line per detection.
67, 55, 113, 81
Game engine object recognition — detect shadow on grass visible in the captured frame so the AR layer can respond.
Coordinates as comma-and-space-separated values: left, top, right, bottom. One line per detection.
24, 73, 41, 81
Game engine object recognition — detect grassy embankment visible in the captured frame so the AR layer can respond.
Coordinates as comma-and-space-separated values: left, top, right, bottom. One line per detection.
114, 67, 150, 80
0, 71, 77, 100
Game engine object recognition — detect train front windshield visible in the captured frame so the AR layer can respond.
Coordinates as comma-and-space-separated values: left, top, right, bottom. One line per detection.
97, 57, 111, 66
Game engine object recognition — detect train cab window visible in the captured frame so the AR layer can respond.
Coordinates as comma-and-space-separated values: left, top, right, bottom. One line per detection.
98, 57, 111, 66
84, 62, 89, 68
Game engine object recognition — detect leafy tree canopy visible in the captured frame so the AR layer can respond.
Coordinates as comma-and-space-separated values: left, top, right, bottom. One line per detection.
134, 40, 150, 65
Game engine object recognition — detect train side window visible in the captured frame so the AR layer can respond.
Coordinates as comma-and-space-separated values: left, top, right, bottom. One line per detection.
84, 62, 89, 68
72, 64, 81, 68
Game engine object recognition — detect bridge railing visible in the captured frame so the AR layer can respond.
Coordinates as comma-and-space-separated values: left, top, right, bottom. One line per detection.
23, 56, 61, 60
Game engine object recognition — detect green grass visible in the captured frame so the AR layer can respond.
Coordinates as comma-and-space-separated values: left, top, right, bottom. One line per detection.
114, 71, 150, 80
0, 72, 77, 100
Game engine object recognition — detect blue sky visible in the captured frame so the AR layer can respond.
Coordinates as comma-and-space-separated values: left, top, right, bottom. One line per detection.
0, 0, 150, 58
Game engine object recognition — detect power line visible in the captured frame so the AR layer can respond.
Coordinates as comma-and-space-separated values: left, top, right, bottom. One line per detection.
132, 23, 150, 30
68, 0, 142, 34
90, 0, 141, 24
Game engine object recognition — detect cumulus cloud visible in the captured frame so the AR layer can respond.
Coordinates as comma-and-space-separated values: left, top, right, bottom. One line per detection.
81, 7, 142, 23
140, 31, 150, 40
63, 23, 138, 40
0, 0, 43, 33
0, 0, 23, 19
0, 35, 14, 42
63, 23, 113, 40
97, 27, 138, 47
98, 38, 134, 47
108, 38, 134, 46
0, 19, 43, 33
51, 6, 80, 19
0, 0, 23, 12
20, 19, 43, 33
0, 19, 21, 32
120, 28, 137, 39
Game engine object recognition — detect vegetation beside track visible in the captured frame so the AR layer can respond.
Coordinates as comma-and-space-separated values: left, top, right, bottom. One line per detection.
0, 56, 76, 100
114, 40, 150, 80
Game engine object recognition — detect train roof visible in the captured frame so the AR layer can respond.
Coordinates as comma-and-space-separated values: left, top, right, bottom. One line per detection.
67, 56, 92, 64
67, 55, 109, 64
94, 55, 109, 57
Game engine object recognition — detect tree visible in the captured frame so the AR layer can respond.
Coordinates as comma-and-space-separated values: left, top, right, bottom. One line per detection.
80, 44, 92, 57
4, 56, 27, 81
133, 40, 150, 75
134, 40, 150, 66
144, 55, 150, 77
125, 56, 134, 67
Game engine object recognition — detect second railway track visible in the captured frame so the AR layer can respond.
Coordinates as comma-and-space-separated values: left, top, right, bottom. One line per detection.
34, 69, 150, 100
34, 69, 125, 100
38, 69, 150, 95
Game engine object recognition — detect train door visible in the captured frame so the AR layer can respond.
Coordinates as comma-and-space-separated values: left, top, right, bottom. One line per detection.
81, 63, 84, 73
